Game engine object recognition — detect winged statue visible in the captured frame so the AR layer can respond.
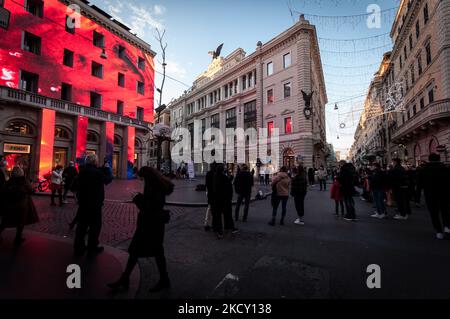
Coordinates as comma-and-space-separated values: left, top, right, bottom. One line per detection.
301, 90, 314, 108
208, 43, 224, 60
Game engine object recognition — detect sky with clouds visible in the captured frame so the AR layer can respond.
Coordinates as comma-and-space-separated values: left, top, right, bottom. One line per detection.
89, 0, 400, 157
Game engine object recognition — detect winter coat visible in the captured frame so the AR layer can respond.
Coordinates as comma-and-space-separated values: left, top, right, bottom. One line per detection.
418, 161, 450, 200
213, 172, 233, 204
317, 168, 327, 180
291, 172, 308, 197
272, 172, 291, 197
368, 169, 386, 190
76, 164, 112, 209
337, 163, 356, 197
205, 169, 215, 205
330, 179, 343, 201
62, 166, 78, 189
234, 171, 254, 196
128, 186, 169, 258
1, 176, 39, 227
388, 164, 409, 190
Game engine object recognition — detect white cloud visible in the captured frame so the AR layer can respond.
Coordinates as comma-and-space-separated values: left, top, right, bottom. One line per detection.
153, 4, 166, 15
129, 3, 164, 36
155, 59, 187, 79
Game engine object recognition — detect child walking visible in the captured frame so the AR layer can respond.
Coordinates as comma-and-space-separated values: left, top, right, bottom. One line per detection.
330, 177, 345, 217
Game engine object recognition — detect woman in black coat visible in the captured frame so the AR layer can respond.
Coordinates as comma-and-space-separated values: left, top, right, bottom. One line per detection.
0, 166, 39, 245
108, 166, 174, 292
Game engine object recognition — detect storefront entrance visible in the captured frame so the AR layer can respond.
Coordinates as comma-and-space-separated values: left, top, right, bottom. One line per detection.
3, 143, 32, 177
112, 152, 120, 178
283, 148, 296, 170
53, 147, 68, 168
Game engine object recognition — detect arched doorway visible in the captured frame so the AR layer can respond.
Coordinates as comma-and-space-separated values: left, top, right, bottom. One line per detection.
283, 148, 295, 170
414, 144, 421, 166
429, 137, 438, 155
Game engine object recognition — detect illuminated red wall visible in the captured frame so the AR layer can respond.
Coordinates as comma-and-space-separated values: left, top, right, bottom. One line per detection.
38, 109, 55, 179
126, 126, 135, 178
105, 121, 114, 168
75, 116, 88, 166
0, 0, 154, 122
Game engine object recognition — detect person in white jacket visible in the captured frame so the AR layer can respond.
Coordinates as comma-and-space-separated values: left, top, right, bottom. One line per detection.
51, 165, 64, 206
317, 166, 328, 191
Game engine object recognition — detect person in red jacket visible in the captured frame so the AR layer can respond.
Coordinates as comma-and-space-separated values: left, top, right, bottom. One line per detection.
330, 177, 345, 217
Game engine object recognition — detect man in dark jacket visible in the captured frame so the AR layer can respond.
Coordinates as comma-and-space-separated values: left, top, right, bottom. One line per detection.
418, 153, 450, 239
338, 160, 357, 221
62, 161, 78, 202
73, 154, 112, 256
234, 164, 254, 222
212, 164, 238, 238
389, 158, 411, 220
369, 163, 387, 219
291, 165, 308, 225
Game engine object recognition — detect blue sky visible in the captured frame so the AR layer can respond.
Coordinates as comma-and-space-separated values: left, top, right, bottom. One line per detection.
90, 0, 400, 157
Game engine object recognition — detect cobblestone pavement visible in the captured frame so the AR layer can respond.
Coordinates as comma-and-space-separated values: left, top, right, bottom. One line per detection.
29, 196, 192, 247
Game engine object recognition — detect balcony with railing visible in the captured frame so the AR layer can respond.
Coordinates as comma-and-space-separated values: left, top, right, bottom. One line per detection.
391, 99, 450, 140
0, 86, 152, 131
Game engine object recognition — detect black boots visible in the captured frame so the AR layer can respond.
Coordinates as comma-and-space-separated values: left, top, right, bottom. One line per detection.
149, 276, 170, 293
268, 218, 275, 226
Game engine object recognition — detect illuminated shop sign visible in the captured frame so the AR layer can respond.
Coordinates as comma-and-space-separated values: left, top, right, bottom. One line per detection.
0, 7, 10, 30
4, 143, 31, 154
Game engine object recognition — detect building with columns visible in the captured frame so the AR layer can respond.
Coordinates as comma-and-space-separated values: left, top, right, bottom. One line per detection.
0, 0, 155, 180
351, 0, 450, 166
169, 15, 328, 175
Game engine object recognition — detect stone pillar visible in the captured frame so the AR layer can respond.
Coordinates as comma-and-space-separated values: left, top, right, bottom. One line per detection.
100, 121, 114, 168
73, 116, 88, 166
296, 27, 314, 169
437, 0, 450, 100
121, 126, 135, 179
36, 109, 55, 179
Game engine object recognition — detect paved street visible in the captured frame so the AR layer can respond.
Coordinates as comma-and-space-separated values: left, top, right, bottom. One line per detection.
1, 181, 449, 299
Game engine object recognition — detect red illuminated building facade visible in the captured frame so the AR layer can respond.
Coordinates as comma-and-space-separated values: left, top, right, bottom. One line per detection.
0, 0, 155, 180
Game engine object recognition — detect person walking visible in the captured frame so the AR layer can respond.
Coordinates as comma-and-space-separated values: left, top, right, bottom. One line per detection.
62, 161, 78, 203
204, 163, 216, 231
269, 166, 291, 226
73, 154, 112, 256
389, 158, 411, 220
108, 167, 174, 292
264, 166, 271, 185
418, 153, 450, 240
0, 167, 39, 245
213, 164, 238, 239
308, 167, 315, 186
330, 176, 344, 217
50, 165, 64, 206
234, 164, 254, 222
369, 163, 387, 219
318, 166, 327, 191
291, 165, 308, 225
338, 160, 357, 221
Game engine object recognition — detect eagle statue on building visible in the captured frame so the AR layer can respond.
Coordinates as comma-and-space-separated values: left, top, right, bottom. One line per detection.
208, 43, 224, 60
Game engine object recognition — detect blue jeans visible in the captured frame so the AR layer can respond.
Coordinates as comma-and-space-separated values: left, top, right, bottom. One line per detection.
272, 196, 288, 218
373, 189, 386, 215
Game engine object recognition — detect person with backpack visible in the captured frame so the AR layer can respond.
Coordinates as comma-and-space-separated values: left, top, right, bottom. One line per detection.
108, 166, 174, 292
291, 165, 308, 225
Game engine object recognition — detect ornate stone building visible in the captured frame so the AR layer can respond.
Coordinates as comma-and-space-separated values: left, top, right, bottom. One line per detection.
169, 15, 328, 175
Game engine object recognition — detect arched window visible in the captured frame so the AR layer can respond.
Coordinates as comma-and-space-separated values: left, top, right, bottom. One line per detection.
87, 130, 99, 143
429, 137, 438, 154
55, 127, 70, 139
114, 134, 122, 146
5, 120, 34, 135
135, 138, 142, 148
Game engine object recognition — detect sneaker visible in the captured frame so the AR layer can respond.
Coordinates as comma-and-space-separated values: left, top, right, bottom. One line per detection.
394, 215, 408, 220
370, 213, 380, 218
216, 232, 224, 239
444, 227, 450, 234
62, 200, 69, 204
231, 228, 239, 234
377, 214, 387, 219
294, 218, 301, 224
436, 233, 444, 240
343, 218, 353, 221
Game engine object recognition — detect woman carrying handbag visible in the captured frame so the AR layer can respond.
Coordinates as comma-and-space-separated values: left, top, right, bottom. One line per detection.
108, 166, 174, 292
